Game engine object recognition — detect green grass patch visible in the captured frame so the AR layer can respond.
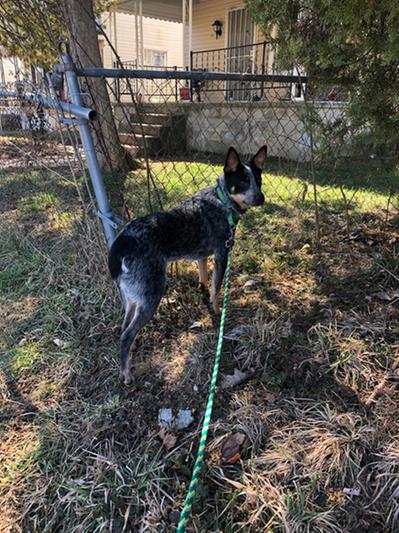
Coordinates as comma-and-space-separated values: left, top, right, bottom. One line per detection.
20, 192, 60, 214
6, 342, 43, 373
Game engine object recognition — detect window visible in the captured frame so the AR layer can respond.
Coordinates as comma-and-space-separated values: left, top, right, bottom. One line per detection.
144, 49, 167, 67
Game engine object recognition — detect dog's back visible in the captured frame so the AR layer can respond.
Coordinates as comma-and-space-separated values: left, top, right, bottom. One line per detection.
109, 186, 229, 273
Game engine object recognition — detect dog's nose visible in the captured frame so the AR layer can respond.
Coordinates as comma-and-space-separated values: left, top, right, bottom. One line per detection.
255, 192, 265, 205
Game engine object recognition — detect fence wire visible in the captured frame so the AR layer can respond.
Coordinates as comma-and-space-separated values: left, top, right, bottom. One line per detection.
1, 65, 398, 244
94, 69, 398, 232
0, 72, 107, 256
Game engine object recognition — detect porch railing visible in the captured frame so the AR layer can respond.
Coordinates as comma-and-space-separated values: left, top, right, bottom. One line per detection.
190, 41, 291, 101
190, 41, 276, 76
114, 62, 185, 102
112, 46, 304, 103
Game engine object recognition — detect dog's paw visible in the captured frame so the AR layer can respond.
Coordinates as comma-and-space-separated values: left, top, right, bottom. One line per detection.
119, 371, 132, 386
211, 300, 220, 316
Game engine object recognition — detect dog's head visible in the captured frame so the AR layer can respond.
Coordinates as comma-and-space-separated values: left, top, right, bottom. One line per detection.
223, 146, 266, 209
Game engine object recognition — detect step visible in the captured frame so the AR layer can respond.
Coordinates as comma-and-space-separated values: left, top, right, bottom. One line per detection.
118, 132, 155, 146
119, 132, 162, 154
118, 122, 164, 136
122, 144, 140, 158
129, 112, 170, 125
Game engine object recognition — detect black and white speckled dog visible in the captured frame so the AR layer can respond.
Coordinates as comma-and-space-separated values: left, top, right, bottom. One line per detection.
108, 146, 267, 384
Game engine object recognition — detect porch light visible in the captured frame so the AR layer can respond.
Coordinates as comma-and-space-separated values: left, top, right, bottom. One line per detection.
212, 20, 223, 39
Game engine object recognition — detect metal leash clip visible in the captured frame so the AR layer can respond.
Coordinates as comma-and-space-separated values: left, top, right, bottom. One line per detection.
225, 225, 236, 248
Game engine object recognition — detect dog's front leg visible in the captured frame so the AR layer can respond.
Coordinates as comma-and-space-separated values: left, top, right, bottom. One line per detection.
210, 251, 228, 315
198, 258, 208, 287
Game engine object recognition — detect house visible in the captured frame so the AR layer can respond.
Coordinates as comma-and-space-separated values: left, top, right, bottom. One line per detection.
112, 1, 344, 161
99, 9, 183, 71
0, 48, 29, 84
116, 1, 272, 73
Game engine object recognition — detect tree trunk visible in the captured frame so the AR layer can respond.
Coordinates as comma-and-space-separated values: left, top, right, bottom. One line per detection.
62, 0, 127, 176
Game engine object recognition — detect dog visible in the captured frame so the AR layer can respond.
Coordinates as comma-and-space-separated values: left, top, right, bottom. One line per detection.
108, 146, 267, 384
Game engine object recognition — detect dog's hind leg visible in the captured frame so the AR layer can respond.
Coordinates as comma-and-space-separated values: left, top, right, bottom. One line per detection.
121, 299, 136, 333
119, 298, 161, 385
119, 258, 166, 385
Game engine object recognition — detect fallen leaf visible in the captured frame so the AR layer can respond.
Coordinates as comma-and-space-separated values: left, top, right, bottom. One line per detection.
342, 487, 361, 497
53, 338, 66, 348
159, 428, 177, 450
224, 325, 246, 340
189, 321, 202, 332
243, 279, 259, 290
221, 433, 246, 464
221, 368, 253, 389
376, 289, 399, 302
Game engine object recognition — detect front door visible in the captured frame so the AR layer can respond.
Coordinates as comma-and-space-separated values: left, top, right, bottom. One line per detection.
225, 7, 255, 100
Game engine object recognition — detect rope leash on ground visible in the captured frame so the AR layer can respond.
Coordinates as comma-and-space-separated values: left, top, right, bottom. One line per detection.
177, 246, 233, 532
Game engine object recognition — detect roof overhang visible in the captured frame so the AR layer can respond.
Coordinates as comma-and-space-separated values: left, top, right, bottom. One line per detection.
117, 0, 182, 23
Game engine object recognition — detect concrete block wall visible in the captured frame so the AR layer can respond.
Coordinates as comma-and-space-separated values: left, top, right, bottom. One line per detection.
185, 101, 347, 162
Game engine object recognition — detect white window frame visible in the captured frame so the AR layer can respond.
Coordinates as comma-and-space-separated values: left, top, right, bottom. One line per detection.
144, 49, 168, 68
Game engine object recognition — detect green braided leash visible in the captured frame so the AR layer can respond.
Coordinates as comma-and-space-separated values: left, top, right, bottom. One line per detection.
177, 246, 233, 532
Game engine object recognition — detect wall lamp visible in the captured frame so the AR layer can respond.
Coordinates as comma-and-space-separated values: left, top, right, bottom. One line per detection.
212, 20, 223, 39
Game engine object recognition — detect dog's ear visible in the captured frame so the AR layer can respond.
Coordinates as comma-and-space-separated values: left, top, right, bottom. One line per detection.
252, 145, 267, 170
224, 147, 241, 173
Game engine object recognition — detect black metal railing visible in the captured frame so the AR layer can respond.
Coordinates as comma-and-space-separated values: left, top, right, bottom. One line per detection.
190, 41, 290, 101
114, 62, 185, 102
111, 49, 305, 103
190, 41, 276, 75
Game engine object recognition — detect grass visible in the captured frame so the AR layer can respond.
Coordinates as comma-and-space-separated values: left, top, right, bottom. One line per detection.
122, 156, 398, 218
1, 141, 399, 532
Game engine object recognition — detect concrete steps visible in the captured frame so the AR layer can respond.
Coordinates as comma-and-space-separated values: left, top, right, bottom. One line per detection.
115, 104, 186, 156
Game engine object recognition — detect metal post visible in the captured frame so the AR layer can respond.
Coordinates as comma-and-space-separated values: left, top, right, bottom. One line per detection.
139, 0, 144, 69
189, 50, 193, 101
188, 0, 193, 58
60, 50, 117, 247
260, 41, 266, 98
182, 0, 186, 67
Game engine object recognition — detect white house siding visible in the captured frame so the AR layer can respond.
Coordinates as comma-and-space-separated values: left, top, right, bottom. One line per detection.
0, 56, 26, 83
100, 12, 183, 68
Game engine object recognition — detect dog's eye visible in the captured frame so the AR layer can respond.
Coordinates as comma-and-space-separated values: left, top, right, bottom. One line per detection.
240, 176, 250, 184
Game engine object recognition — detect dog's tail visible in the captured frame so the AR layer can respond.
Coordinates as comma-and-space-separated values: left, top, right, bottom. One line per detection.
108, 234, 133, 280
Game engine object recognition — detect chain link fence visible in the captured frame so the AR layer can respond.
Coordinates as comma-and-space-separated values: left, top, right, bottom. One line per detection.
1, 58, 397, 248
0, 70, 108, 257
95, 67, 398, 236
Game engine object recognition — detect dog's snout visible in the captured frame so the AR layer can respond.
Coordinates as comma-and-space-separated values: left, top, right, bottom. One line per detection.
255, 192, 265, 205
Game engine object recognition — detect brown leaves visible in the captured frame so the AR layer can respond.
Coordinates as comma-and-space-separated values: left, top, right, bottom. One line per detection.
158, 428, 177, 451
221, 433, 246, 464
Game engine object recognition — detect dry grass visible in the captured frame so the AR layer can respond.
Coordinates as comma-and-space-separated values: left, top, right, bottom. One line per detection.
1, 145, 399, 532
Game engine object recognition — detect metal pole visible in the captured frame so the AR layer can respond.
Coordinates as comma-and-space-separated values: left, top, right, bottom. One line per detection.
60, 52, 116, 247
139, 0, 144, 69
0, 89, 96, 121
75, 66, 308, 84
260, 41, 266, 98
182, 0, 186, 68
188, 0, 192, 58
135, 0, 139, 67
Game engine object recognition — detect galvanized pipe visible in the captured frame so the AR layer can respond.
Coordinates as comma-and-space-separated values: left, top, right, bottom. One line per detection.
75, 67, 308, 84
0, 88, 96, 121
61, 53, 116, 247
